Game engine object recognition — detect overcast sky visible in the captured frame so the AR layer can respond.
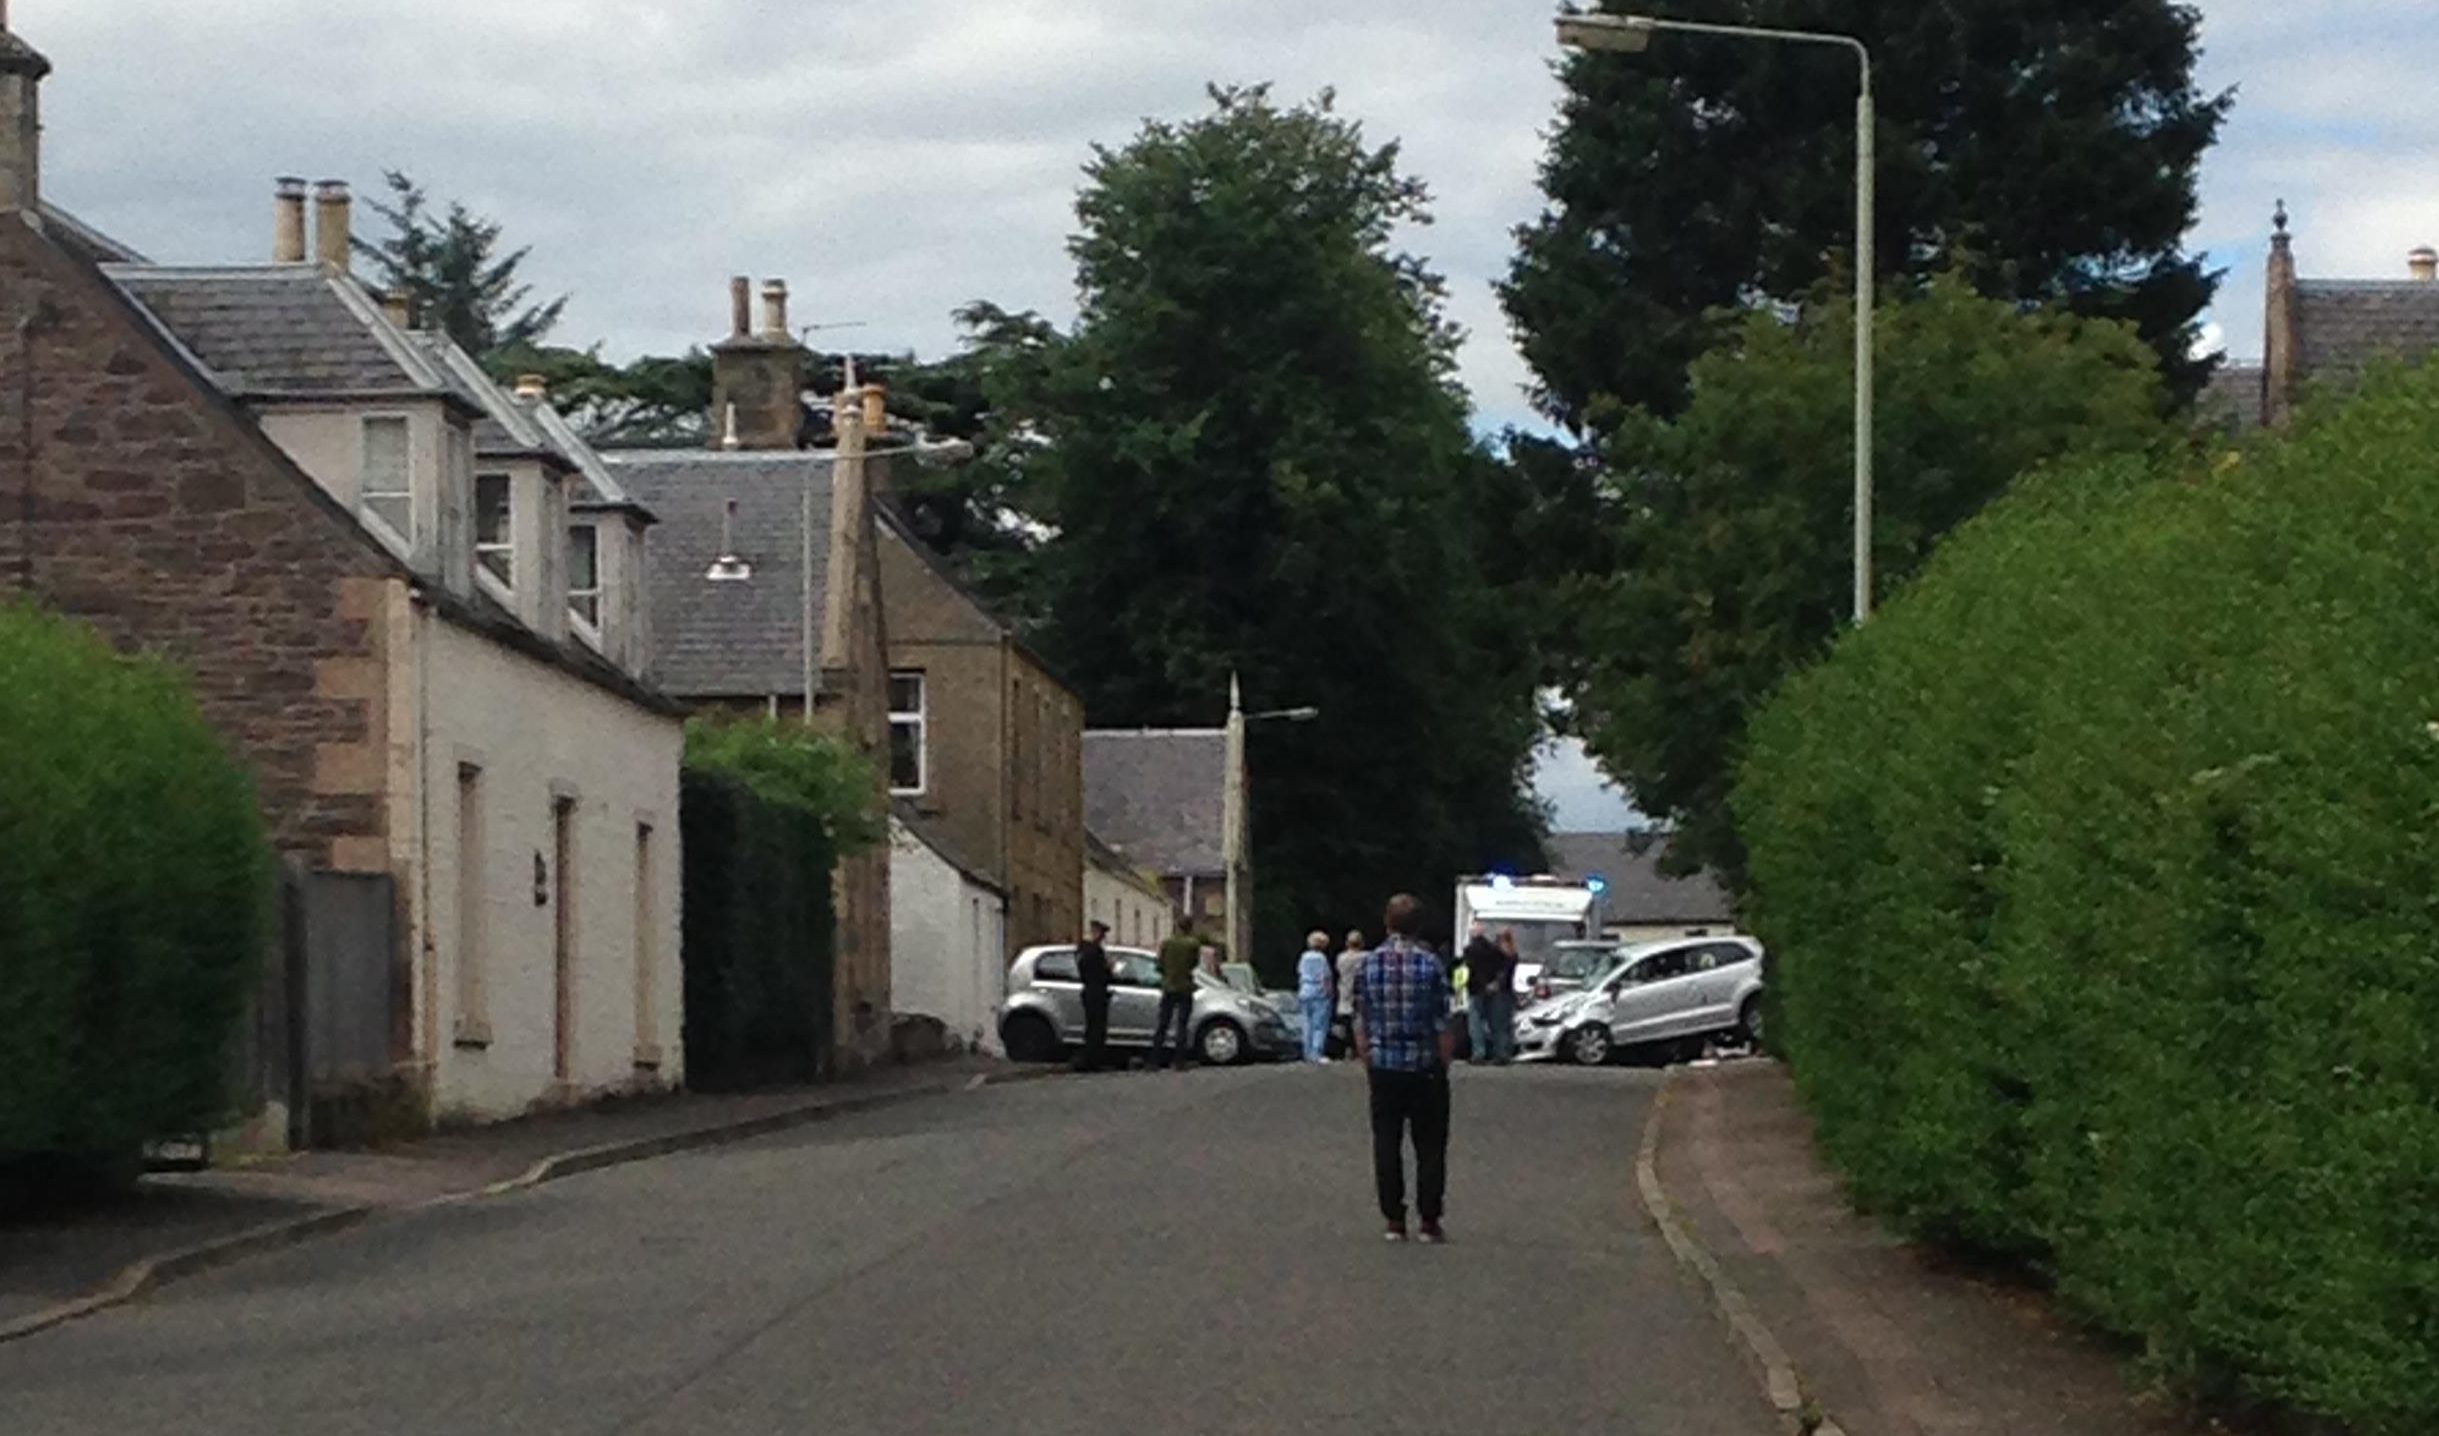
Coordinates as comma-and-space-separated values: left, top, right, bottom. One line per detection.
20, 0, 2437, 830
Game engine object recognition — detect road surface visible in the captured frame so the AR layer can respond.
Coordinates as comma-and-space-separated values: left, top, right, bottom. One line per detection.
1, 1064, 1776, 1435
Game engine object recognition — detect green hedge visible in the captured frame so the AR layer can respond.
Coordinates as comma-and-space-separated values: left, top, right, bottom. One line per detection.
1738, 367, 2439, 1431
680, 720, 870, 1089
0, 606, 270, 1184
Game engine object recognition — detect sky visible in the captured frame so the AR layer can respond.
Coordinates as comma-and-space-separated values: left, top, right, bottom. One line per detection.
18, 0, 2437, 830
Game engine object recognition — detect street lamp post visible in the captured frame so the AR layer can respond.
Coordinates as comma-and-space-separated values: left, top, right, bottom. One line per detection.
1221, 672, 1319, 968
1557, 10, 1876, 623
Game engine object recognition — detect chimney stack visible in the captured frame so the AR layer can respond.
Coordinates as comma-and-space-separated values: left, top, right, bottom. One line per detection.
710, 276, 806, 450
2412, 247, 2438, 283
861, 381, 888, 434
312, 179, 351, 271
273, 177, 308, 262
2263, 201, 2300, 428
759, 279, 790, 340
0, 5, 49, 215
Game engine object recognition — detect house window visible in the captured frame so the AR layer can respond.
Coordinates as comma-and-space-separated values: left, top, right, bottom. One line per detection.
568, 525, 602, 630
888, 671, 926, 794
361, 416, 413, 542
475, 472, 513, 586
453, 763, 488, 1045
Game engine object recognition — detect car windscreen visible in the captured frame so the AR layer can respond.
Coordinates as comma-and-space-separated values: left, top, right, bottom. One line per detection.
1545, 946, 1618, 980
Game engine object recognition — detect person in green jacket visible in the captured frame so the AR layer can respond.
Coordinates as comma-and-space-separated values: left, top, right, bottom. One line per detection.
1152, 913, 1203, 1070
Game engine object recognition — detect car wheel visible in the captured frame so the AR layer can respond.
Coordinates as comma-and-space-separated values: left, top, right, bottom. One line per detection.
1196, 1019, 1246, 1067
1002, 1013, 1062, 1064
1736, 996, 1764, 1048
1567, 1023, 1612, 1067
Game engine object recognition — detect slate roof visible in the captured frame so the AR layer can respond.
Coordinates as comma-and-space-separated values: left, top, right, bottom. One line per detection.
103, 264, 453, 399
412, 332, 556, 460
39, 204, 148, 265
606, 451, 832, 698
0, 27, 49, 78
530, 402, 648, 514
1083, 729, 1226, 878
2295, 280, 2439, 392
1541, 830, 1734, 926
894, 800, 1006, 898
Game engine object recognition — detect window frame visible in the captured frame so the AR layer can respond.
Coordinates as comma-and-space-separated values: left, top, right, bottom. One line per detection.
887, 669, 927, 796
474, 470, 515, 589
358, 414, 415, 549
566, 523, 603, 636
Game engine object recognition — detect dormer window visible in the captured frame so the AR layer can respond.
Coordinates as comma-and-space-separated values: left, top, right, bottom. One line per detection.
360, 416, 413, 542
475, 472, 513, 586
568, 524, 601, 632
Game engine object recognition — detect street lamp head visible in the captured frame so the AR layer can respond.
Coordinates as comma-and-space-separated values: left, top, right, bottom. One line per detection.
1556, 12, 1655, 53
1279, 706, 1320, 723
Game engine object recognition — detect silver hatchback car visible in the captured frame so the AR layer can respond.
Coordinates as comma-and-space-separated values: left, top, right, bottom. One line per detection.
1514, 935, 1766, 1066
998, 945, 1298, 1067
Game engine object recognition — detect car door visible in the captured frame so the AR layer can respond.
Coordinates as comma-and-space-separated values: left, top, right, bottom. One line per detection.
1604, 945, 1703, 1045
1030, 949, 1085, 1041
1107, 951, 1162, 1043
1694, 941, 1760, 1029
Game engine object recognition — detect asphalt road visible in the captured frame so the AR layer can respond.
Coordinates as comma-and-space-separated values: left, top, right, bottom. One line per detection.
0, 1064, 1776, 1435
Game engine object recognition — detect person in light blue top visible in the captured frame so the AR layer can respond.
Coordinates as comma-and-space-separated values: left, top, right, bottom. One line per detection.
1297, 931, 1335, 1063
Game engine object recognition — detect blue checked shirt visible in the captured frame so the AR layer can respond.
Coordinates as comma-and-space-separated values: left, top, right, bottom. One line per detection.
1354, 937, 1452, 1073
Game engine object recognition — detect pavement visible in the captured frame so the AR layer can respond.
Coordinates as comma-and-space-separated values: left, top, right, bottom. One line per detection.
0, 1062, 1779, 1435
1654, 1057, 2207, 1435
0, 1055, 1022, 1335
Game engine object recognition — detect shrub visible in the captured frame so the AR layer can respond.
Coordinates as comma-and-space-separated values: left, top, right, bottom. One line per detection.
1738, 366, 2439, 1431
0, 606, 270, 1187
680, 719, 873, 1089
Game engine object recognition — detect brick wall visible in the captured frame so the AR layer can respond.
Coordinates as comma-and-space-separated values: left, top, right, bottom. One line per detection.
0, 217, 397, 867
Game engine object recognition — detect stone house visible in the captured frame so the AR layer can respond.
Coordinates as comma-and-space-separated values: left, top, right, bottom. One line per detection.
1085, 829, 1171, 951
874, 501, 1084, 962
605, 279, 896, 1068
2207, 205, 2439, 431
1082, 729, 1232, 934
1, 21, 684, 1127
887, 805, 1008, 1054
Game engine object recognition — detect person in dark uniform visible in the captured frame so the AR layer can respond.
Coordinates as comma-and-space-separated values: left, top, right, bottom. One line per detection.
1076, 920, 1114, 1072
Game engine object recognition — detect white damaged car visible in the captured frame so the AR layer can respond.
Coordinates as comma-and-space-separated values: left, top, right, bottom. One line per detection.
1514, 935, 1765, 1066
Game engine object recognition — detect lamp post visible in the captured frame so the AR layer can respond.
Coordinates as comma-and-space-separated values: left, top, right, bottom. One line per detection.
1557, 10, 1876, 623
1221, 672, 1320, 968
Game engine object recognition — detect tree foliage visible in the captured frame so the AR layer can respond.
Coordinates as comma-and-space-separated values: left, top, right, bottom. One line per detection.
1570, 276, 2177, 877
1737, 364, 2439, 1433
683, 717, 886, 854
972, 85, 1544, 964
353, 170, 567, 359
1504, 0, 2229, 429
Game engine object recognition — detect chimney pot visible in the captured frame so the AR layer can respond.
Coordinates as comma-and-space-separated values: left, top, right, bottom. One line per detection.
379, 289, 411, 327
312, 179, 352, 271
861, 381, 887, 434
2411, 247, 2438, 283
514, 373, 548, 402
759, 279, 790, 340
728, 276, 751, 339
274, 176, 308, 263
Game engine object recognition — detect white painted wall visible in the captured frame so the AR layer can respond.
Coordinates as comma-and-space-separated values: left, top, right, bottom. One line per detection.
414, 613, 685, 1120
888, 820, 1008, 1054
1087, 861, 1169, 951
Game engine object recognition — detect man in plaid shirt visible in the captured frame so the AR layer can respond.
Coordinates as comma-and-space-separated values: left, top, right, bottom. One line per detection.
1352, 893, 1456, 1243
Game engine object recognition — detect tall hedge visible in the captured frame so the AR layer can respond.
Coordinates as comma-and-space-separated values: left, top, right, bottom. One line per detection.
0, 606, 270, 1177
679, 720, 875, 1090
1738, 368, 2439, 1429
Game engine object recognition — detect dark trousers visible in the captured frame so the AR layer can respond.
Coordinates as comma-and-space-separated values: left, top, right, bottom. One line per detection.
1080, 991, 1110, 1070
1367, 1065, 1450, 1224
1150, 992, 1194, 1068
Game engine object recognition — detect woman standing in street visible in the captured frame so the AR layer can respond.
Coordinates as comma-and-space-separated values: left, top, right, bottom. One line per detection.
1332, 929, 1368, 1057
1298, 931, 1335, 1063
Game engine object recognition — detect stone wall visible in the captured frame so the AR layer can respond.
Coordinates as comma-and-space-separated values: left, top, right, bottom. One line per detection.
0, 216, 397, 871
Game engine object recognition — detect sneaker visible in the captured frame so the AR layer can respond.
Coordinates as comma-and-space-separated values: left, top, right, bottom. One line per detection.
1417, 1221, 1447, 1245
1383, 1221, 1409, 1243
